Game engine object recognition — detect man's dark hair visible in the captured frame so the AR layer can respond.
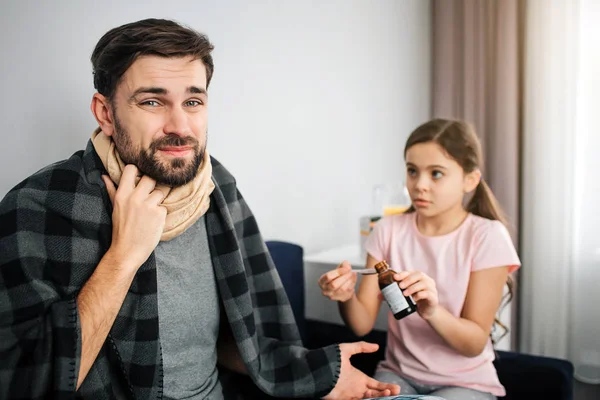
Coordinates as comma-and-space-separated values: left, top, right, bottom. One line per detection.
91, 18, 214, 100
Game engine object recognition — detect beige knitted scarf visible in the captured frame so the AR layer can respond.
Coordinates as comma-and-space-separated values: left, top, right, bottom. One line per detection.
91, 128, 215, 241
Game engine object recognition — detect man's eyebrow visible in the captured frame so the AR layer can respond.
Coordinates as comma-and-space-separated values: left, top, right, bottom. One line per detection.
188, 86, 207, 95
129, 87, 167, 101
129, 86, 207, 101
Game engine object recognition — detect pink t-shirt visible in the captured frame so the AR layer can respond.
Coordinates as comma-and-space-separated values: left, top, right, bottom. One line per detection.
364, 212, 521, 397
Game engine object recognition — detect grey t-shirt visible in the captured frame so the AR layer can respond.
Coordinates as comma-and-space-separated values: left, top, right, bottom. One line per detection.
155, 215, 223, 400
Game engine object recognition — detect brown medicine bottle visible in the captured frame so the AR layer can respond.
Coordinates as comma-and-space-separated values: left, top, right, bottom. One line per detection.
374, 260, 417, 320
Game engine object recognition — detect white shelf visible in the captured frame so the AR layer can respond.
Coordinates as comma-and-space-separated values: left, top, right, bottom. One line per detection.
304, 244, 365, 267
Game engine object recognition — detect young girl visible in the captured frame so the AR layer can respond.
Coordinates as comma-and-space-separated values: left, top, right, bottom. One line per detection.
318, 118, 520, 400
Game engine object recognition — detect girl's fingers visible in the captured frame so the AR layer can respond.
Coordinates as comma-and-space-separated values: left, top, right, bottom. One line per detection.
329, 272, 355, 291
340, 277, 356, 293
398, 271, 423, 289
402, 281, 429, 297
393, 271, 411, 282
318, 263, 352, 287
413, 291, 430, 302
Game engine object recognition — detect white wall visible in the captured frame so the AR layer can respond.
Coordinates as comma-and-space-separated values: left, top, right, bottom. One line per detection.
0, 0, 431, 253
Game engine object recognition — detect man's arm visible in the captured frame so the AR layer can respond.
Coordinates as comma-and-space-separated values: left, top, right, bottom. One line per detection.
74, 170, 167, 388
221, 182, 399, 399
76, 252, 137, 389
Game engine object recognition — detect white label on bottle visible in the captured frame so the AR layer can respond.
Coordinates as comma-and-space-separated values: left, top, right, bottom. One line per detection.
381, 284, 410, 314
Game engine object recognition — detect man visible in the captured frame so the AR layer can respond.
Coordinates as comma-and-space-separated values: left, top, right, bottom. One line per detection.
0, 19, 400, 399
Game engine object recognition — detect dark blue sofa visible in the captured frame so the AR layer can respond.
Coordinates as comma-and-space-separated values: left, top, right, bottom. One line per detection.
266, 240, 575, 400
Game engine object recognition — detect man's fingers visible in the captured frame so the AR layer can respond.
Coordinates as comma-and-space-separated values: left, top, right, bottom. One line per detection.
366, 378, 401, 394
147, 189, 167, 206
102, 175, 116, 204
136, 175, 157, 195
364, 389, 391, 399
119, 164, 139, 191
345, 341, 379, 356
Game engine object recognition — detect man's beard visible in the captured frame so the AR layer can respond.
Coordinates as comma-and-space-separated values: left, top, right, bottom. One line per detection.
112, 116, 205, 186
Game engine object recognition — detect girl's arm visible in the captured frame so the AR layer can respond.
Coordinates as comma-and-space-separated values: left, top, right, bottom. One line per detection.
338, 254, 384, 337
403, 265, 509, 357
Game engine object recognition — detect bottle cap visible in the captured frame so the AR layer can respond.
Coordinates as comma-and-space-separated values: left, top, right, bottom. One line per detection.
374, 260, 390, 273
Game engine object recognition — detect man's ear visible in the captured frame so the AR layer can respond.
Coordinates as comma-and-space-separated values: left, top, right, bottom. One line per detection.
90, 93, 116, 137
465, 169, 482, 193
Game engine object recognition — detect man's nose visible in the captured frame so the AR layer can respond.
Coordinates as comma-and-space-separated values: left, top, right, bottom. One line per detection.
163, 106, 191, 137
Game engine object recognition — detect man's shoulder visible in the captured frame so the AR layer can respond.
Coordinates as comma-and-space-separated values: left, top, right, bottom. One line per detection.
0, 147, 104, 214
4, 151, 84, 193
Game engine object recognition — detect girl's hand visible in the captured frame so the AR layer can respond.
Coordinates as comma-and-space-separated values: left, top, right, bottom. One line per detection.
318, 261, 358, 303
394, 271, 439, 319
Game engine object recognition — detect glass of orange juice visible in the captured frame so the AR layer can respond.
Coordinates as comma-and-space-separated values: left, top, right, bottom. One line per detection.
381, 182, 411, 216
383, 204, 410, 216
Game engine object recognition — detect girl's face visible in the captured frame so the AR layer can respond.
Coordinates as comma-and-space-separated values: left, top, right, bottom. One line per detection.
405, 142, 480, 219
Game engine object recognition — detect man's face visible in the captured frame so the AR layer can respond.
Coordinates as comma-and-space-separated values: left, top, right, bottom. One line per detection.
108, 55, 208, 186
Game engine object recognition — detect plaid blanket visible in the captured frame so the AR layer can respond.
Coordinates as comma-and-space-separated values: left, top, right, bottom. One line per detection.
0, 141, 340, 399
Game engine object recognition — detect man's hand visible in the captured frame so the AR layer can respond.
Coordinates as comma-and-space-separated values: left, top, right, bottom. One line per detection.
324, 342, 400, 399
102, 165, 167, 270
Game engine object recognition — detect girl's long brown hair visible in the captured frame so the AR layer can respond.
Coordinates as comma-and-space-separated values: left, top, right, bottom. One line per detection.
404, 118, 514, 345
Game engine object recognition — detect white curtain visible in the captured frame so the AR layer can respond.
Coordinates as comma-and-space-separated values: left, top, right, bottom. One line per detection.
520, 0, 600, 384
